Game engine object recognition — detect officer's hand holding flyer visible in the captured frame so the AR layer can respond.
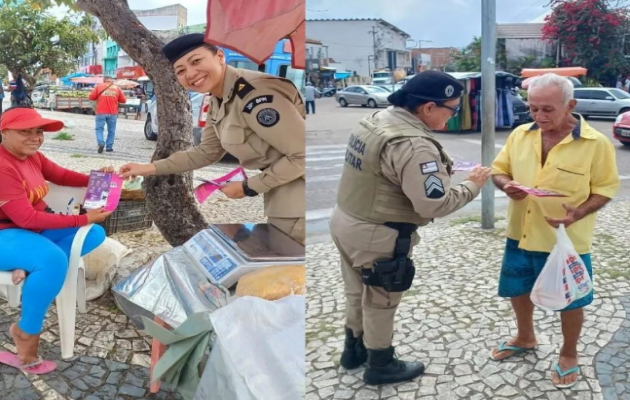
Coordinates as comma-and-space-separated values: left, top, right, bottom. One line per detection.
194, 167, 248, 203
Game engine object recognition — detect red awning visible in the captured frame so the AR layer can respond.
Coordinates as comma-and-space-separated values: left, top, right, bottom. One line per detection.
116, 66, 146, 80
205, 0, 305, 69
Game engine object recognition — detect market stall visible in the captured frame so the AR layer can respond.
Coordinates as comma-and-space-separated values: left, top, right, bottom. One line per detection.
440, 71, 522, 132
112, 223, 306, 400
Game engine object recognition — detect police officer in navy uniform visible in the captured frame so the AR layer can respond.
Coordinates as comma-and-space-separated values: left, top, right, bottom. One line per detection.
120, 34, 306, 244
330, 70, 492, 384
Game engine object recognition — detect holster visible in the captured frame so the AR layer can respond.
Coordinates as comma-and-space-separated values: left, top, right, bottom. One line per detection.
361, 222, 418, 292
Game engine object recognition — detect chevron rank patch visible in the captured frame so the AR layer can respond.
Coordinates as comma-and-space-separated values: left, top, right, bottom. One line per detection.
424, 174, 445, 199
420, 161, 439, 175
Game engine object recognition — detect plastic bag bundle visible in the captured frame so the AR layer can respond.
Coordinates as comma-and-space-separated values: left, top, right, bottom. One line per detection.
235, 265, 305, 300
530, 224, 593, 311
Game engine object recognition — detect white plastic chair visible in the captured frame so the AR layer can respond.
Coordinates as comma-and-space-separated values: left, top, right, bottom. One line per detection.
0, 183, 92, 359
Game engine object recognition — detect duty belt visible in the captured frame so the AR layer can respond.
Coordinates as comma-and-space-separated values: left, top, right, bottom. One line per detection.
361, 222, 418, 292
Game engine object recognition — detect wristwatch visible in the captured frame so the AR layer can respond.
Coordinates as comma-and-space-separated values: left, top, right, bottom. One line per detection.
242, 179, 258, 197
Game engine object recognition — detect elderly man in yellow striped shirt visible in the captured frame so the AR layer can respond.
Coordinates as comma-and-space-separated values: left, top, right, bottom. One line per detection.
490, 73, 620, 389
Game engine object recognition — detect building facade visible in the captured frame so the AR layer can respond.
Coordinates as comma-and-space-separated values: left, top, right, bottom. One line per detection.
412, 47, 457, 72
305, 18, 412, 78
77, 4, 187, 79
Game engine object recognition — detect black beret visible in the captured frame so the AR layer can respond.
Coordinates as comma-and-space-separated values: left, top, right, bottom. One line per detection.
162, 33, 207, 65
401, 70, 464, 102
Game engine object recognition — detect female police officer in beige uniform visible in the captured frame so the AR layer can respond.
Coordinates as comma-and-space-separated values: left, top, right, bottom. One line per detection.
331, 70, 492, 385
120, 34, 305, 244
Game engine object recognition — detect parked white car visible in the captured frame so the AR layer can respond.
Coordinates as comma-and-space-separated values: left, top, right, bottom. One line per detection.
573, 87, 630, 117
144, 92, 206, 145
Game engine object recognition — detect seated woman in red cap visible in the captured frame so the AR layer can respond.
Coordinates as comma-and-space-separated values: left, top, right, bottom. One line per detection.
0, 106, 113, 374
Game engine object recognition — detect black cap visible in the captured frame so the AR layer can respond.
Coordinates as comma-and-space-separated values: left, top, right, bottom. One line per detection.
401, 70, 464, 102
162, 33, 206, 65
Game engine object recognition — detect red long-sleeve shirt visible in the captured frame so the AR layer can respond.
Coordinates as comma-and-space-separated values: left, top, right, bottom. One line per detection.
0, 145, 89, 231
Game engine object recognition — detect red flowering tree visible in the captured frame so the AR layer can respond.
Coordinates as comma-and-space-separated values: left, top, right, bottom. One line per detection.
543, 0, 629, 82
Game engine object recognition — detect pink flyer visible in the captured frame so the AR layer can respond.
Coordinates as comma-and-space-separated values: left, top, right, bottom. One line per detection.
512, 184, 566, 197
194, 167, 248, 203
84, 171, 124, 211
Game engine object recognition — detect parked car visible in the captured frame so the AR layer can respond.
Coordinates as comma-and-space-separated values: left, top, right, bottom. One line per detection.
573, 87, 630, 118
613, 111, 630, 146
144, 92, 205, 145
335, 85, 391, 108
511, 92, 533, 126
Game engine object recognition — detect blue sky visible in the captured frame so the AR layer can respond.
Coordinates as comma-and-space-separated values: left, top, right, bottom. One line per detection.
48, 0, 551, 51
306, 0, 551, 48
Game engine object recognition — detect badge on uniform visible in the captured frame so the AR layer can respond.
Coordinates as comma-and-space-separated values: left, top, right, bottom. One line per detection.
256, 108, 280, 127
243, 95, 274, 114
234, 77, 255, 99
424, 174, 445, 199
420, 161, 439, 175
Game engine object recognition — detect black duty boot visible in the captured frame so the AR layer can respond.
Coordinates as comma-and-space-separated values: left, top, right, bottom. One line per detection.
363, 346, 425, 385
339, 327, 367, 369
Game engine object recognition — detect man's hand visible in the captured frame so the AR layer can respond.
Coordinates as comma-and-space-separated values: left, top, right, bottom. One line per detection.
99, 166, 115, 174
545, 203, 584, 228
503, 181, 528, 201
220, 181, 245, 199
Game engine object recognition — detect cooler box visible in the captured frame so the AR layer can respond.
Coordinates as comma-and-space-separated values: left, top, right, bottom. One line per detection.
184, 223, 305, 288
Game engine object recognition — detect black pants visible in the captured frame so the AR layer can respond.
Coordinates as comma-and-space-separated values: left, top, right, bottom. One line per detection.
306, 100, 315, 114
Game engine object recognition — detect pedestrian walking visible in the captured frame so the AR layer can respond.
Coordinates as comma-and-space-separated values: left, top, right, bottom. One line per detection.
490, 73, 619, 389
119, 34, 306, 244
0, 84, 4, 115
304, 82, 320, 114
10, 75, 32, 108
89, 77, 126, 154
330, 70, 492, 385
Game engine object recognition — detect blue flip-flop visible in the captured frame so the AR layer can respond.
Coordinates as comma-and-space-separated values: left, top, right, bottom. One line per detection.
552, 364, 580, 389
489, 341, 536, 361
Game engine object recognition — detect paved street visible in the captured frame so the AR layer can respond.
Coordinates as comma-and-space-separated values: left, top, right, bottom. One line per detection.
306, 201, 630, 400
306, 98, 630, 244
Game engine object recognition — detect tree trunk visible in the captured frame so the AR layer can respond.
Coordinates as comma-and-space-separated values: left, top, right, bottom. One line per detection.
76, 0, 208, 246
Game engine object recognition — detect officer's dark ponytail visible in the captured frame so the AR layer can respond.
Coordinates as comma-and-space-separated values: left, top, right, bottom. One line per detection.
388, 89, 430, 113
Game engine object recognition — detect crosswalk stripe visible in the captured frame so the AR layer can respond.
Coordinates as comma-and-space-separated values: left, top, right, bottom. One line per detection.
307, 174, 341, 183
307, 164, 344, 170
306, 144, 347, 150
307, 155, 346, 162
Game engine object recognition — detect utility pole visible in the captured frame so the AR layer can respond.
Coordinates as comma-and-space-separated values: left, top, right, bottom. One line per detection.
369, 27, 379, 72
481, 0, 496, 229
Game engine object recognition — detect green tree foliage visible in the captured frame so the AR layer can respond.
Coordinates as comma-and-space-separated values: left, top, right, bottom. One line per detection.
453, 37, 482, 72
0, 1, 98, 89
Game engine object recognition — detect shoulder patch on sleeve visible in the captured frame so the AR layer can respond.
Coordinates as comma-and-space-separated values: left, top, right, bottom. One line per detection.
424, 174, 445, 199
256, 108, 280, 128
234, 77, 255, 99
420, 161, 439, 175
243, 95, 274, 114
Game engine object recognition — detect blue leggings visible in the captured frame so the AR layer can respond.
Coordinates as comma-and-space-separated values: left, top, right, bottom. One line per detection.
0, 225, 106, 335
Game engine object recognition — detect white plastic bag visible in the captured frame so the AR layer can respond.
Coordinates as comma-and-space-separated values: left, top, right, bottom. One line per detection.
194, 295, 305, 400
530, 224, 593, 311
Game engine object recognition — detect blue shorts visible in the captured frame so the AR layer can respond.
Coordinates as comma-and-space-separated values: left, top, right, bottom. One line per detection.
498, 238, 593, 311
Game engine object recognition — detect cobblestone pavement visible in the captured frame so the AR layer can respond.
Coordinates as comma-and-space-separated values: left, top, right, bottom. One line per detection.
306, 201, 630, 400
0, 106, 268, 399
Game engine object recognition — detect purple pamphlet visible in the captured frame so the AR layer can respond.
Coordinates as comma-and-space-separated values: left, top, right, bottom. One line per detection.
452, 160, 482, 171
84, 171, 124, 211
194, 167, 248, 203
